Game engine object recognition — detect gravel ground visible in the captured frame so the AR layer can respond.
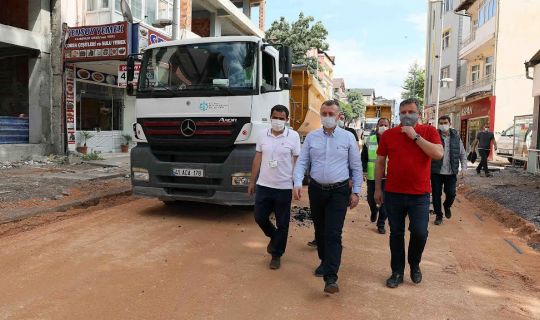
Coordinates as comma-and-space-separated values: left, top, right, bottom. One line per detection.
464, 166, 540, 228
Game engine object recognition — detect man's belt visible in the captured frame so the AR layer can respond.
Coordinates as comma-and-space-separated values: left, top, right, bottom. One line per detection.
310, 179, 349, 190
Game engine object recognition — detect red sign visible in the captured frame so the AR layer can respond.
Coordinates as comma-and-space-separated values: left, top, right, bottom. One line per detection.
460, 97, 492, 120
65, 64, 76, 149
64, 22, 130, 62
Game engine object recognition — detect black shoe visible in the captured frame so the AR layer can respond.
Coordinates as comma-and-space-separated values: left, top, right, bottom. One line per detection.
377, 226, 386, 234
476, 170, 481, 175
269, 256, 280, 270
324, 280, 339, 294
314, 264, 324, 277
267, 239, 275, 254
386, 273, 404, 288
307, 240, 317, 248
410, 266, 422, 284
434, 216, 443, 225
485, 173, 492, 177
370, 212, 377, 223
444, 206, 452, 219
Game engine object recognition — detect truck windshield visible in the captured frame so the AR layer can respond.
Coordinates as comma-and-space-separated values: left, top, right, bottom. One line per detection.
138, 41, 257, 97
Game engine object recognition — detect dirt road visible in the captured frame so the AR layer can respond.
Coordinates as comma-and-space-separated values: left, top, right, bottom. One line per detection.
0, 191, 539, 320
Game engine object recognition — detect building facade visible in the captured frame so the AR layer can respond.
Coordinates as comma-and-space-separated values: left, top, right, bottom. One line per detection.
0, 0, 64, 161
425, 0, 540, 151
525, 50, 540, 174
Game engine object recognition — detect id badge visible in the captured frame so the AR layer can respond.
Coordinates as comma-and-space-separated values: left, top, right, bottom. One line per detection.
269, 160, 278, 168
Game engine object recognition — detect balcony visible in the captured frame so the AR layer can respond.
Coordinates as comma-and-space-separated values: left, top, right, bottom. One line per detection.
456, 74, 494, 98
459, 17, 496, 59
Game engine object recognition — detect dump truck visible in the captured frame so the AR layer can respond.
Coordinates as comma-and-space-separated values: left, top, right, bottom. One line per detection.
361, 104, 393, 139
289, 65, 325, 139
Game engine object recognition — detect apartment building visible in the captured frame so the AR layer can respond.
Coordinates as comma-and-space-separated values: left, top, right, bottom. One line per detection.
307, 49, 336, 99
425, 0, 540, 151
332, 78, 347, 102
61, 0, 265, 153
0, 0, 63, 161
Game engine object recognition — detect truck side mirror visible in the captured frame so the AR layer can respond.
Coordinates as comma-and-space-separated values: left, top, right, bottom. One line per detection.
279, 76, 292, 90
279, 46, 293, 75
127, 56, 135, 82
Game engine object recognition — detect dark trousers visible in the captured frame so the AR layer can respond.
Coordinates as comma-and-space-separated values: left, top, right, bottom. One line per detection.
308, 181, 350, 282
367, 179, 387, 228
254, 185, 292, 257
385, 192, 430, 275
431, 174, 457, 217
476, 149, 490, 174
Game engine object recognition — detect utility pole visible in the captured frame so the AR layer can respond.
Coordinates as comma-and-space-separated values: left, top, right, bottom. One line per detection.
172, 0, 179, 40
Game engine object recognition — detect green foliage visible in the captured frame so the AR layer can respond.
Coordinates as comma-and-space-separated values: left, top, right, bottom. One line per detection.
346, 91, 367, 121
81, 151, 104, 161
78, 131, 94, 147
401, 62, 425, 110
266, 12, 329, 76
122, 133, 133, 145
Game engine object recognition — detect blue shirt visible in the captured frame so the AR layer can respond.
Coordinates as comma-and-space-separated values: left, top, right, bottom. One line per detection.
293, 127, 363, 193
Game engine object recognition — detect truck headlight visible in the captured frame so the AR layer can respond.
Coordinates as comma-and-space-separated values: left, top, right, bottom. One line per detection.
132, 167, 149, 182
231, 172, 251, 186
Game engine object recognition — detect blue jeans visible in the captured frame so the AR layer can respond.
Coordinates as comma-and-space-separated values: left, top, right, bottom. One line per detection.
431, 174, 457, 217
254, 185, 292, 257
384, 192, 430, 274
308, 181, 350, 282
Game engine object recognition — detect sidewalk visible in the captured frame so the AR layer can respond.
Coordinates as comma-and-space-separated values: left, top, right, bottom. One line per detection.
0, 153, 132, 224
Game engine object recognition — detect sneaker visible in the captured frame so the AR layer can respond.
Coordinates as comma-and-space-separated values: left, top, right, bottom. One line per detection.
444, 206, 452, 219
386, 273, 404, 288
377, 226, 386, 234
307, 239, 317, 248
434, 216, 443, 225
314, 264, 324, 277
269, 256, 280, 270
410, 266, 422, 284
324, 280, 339, 294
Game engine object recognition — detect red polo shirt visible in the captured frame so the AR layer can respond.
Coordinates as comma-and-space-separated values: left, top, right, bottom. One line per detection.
377, 124, 442, 194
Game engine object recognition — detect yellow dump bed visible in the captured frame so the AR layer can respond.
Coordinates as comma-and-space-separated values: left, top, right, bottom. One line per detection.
289, 67, 326, 136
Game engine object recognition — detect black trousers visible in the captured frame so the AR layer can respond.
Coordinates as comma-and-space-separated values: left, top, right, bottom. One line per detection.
254, 185, 293, 257
431, 174, 457, 217
366, 179, 387, 228
308, 181, 350, 282
476, 149, 490, 174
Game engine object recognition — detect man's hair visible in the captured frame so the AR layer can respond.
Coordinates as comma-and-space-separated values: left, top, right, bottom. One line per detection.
377, 117, 390, 126
322, 99, 341, 111
270, 104, 289, 118
399, 98, 419, 109
438, 115, 451, 123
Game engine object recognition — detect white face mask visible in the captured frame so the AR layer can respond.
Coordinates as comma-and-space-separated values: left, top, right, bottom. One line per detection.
439, 124, 450, 132
484, 127, 489, 132
321, 116, 337, 129
337, 120, 345, 128
271, 119, 286, 132
378, 126, 388, 134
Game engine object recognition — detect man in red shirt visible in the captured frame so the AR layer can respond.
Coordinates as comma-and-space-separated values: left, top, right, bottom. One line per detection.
374, 98, 443, 288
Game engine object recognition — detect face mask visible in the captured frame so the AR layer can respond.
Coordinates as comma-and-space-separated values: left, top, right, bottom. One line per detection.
439, 124, 450, 132
400, 113, 418, 127
337, 120, 345, 128
271, 119, 286, 132
378, 126, 388, 134
321, 116, 337, 129
484, 127, 489, 132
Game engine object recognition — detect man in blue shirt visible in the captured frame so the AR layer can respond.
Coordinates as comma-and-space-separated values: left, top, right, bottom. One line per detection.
293, 100, 363, 294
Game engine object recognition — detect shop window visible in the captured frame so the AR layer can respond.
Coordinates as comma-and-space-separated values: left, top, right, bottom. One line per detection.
442, 29, 450, 50
76, 83, 124, 131
146, 0, 157, 25
471, 65, 480, 83
485, 56, 494, 76
262, 51, 276, 91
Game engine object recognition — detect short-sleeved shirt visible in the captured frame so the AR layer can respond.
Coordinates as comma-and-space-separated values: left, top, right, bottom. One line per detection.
476, 131, 495, 150
377, 124, 442, 194
256, 128, 301, 190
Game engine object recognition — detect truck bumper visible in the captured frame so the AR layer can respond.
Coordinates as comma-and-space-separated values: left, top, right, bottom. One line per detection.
131, 143, 255, 206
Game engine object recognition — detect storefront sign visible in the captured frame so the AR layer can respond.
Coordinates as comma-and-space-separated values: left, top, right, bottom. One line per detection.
76, 68, 118, 86
118, 64, 141, 88
64, 22, 130, 62
460, 97, 492, 120
65, 64, 76, 150
132, 23, 171, 54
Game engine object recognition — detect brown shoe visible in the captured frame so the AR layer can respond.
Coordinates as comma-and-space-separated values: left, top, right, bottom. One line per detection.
324, 280, 339, 294
269, 256, 280, 270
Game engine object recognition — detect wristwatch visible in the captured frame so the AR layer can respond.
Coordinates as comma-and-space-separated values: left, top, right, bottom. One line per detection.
413, 134, 421, 142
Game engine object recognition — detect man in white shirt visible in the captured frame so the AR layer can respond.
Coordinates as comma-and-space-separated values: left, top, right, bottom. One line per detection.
248, 105, 301, 270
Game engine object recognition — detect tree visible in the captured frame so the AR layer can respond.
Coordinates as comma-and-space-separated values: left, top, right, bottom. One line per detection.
266, 12, 329, 76
339, 101, 354, 126
346, 91, 367, 121
401, 62, 425, 110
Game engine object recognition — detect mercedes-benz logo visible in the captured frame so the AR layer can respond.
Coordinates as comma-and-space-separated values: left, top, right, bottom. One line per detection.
180, 119, 196, 137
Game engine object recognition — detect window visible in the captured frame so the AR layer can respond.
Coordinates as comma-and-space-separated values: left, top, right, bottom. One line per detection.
146, 0, 157, 25
485, 56, 494, 76
131, 0, 142, 20
444, 0, 453, 12
262, 51, 276, 90
115, 0, 121, 12
440, 66, 450, 87
87, 0, 96, 11
478, 0, 496, 27
102, 0, 109, 8
87, 0, 108, 10
442, 29, 450, 50
471, 65, 480, 83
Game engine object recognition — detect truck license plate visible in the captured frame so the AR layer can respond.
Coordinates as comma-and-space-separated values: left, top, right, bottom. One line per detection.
172, 168, 204, 177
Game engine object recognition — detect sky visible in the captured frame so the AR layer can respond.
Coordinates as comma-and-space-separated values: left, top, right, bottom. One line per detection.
263, 0, 428, 101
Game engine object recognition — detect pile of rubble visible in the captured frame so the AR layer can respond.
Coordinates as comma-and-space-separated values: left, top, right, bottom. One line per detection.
0, 155, 69, 170
291, 206, 313, 227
